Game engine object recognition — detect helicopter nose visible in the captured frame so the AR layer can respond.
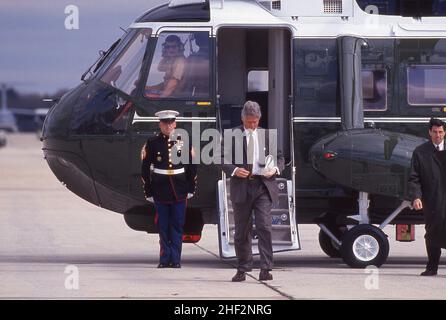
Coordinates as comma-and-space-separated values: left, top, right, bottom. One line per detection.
44, 147, 100, 207
42, 84, 100, 207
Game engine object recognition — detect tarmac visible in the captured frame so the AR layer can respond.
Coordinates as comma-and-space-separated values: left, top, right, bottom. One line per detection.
0, 133, 445, 300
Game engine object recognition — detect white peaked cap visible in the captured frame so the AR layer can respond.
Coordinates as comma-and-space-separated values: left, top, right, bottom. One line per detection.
155, 110, 179, 120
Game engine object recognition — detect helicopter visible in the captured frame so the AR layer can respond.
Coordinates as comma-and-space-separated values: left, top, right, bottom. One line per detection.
42, 0, 446, 268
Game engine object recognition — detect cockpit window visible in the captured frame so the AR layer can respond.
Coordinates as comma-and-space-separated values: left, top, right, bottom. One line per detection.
92, 39, 121, 74
144, 31, 210, 100
101, 29, 151, 96
81, 39, 121, 82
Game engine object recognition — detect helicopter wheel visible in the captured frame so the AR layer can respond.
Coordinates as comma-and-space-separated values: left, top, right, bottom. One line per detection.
318, 228, 342, 258
340, 224, 389, 268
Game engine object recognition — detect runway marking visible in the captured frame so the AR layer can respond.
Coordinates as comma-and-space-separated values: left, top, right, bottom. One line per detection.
193, 243, 296, 300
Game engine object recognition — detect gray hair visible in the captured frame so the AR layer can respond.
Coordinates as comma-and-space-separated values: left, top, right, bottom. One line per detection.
241, 100, 262, 119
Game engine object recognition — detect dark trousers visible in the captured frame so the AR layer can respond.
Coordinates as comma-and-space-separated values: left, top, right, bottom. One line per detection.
232, 179, 273, 272
154, 201, 186, 264
426, 243, 442, 271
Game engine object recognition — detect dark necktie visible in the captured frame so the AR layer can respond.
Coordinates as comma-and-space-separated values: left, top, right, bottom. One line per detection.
247, 132, 254, 173
437, 145, 440, 151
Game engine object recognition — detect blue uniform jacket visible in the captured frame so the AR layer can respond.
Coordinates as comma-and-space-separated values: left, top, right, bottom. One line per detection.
141, 132, 197, 203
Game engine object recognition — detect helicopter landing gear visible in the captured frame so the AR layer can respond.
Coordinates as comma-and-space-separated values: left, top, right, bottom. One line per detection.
318, 225, 342, 258
340, 224, 389, 268
318, 192, 411, 268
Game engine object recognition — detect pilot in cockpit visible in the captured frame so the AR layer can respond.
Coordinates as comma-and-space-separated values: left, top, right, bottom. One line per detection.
145, 35, 187, 98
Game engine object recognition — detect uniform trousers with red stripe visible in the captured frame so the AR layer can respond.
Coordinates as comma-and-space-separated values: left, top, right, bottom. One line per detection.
154, 200, 187, 265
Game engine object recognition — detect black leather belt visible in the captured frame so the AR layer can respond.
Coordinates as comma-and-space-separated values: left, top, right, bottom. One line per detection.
248, 175, 262, 181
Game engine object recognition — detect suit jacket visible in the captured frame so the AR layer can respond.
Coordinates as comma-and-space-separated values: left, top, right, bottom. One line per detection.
220, 125, 285, 204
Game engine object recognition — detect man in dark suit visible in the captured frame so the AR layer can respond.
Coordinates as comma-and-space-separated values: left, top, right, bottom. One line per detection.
408, 118, 446, 276
220, 101, 285, 282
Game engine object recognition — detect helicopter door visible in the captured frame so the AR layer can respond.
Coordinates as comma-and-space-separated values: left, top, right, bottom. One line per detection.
216, 27, 300, 258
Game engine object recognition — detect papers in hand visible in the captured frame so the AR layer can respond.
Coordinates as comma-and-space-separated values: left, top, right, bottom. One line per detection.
261, 155, 275, 175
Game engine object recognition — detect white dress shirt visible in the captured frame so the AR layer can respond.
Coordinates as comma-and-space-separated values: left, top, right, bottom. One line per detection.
231, 128, 280, 177
433, 140, 444, 151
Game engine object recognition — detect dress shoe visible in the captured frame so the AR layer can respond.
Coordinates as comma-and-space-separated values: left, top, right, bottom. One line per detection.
420, 269, 438, 276
231, 271, 246, 282
259, 269, 273, 281
157, 263, 169, 268
170, 263, 181, 268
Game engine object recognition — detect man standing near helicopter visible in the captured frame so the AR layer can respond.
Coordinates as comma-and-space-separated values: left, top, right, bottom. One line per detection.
141, 110, 197, 268
409, 118, 446, 276
220, 101, 284, 282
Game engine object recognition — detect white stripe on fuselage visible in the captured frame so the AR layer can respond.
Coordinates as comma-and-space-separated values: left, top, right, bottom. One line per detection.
132, 112, 216, 124
292, 117, 446, 123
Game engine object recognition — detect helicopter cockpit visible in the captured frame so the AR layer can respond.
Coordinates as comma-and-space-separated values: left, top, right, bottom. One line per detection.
48, 27, 213, 138
42, 21, 215, 218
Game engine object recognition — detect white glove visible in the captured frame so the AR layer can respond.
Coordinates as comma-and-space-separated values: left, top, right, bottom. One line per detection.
187, 193, 194, 199
146, 196, 154, 203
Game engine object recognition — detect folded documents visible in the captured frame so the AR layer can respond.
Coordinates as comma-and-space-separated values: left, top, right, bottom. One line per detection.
261, 155, 275, 175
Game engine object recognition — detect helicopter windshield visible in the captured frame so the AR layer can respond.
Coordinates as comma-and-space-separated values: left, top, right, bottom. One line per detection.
81, 39, 120, 82
101, 29, 151, 96
92, 39, 121, 74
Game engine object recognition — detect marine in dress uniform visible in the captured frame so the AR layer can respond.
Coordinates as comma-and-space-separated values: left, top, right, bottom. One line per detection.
141, 110, 197, 268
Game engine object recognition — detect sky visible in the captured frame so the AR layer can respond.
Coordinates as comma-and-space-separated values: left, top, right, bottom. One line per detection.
0, 0, 166, 95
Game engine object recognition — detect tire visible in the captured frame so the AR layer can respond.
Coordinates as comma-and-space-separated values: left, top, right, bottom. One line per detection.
340, 224, 389, 268
318, 229, 341, 258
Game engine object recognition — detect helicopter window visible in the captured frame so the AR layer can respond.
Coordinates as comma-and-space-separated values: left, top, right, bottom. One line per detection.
363, 69, 387, 111
101, 29, 151, 96
248, 71, 269, 92
407, 65, 446, 106
81, 39, 121, 82
356, 0, 398, 15
93, 39, 121, 75
70, 86, 134, 135
295, 39, 338, 117
144, 31, 210, 100
356, 0, 446, 16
